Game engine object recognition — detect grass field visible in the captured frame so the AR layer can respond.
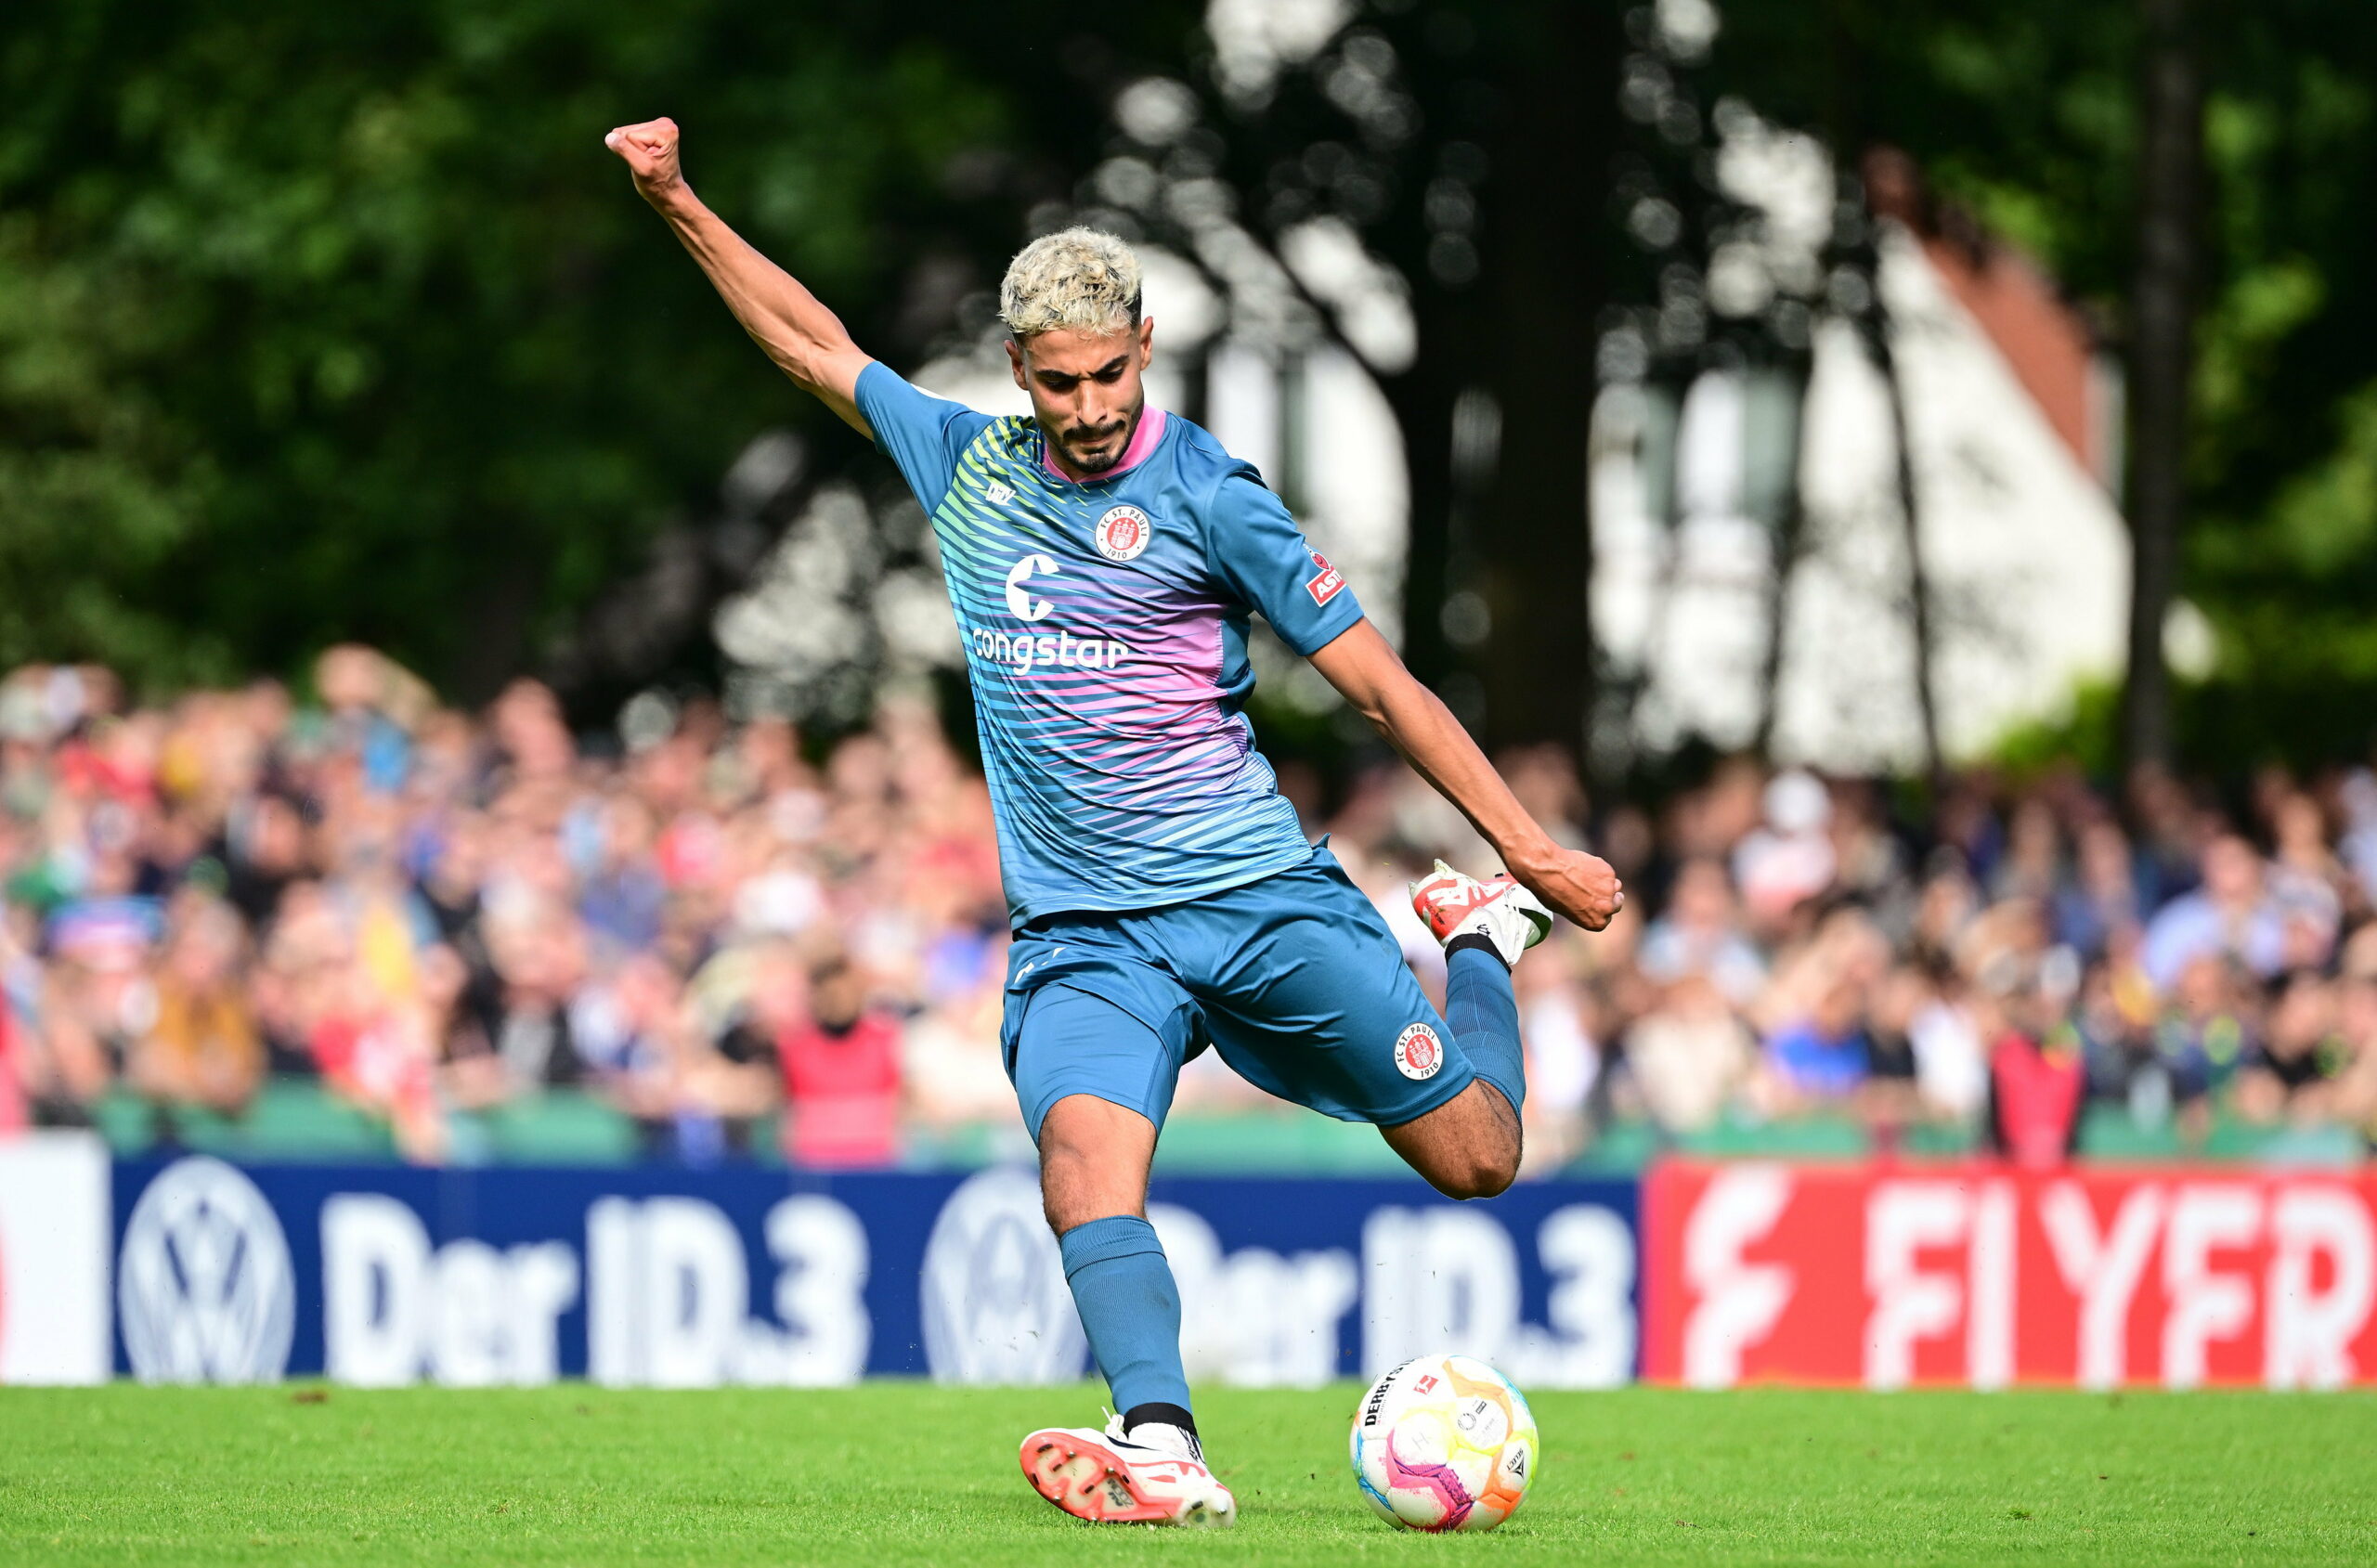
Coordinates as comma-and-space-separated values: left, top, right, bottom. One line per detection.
4, 1383, 2374, 1565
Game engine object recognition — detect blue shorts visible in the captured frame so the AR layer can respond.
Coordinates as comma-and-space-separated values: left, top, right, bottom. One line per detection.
1000, 843, 1473, 1138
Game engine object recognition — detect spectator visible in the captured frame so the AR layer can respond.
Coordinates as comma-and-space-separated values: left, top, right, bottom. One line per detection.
1905, 966, 1989, 1121
1972, 944, 2088, 1169
2052, 820, 2144, 960
1756, 976, 1870, 1109
128, 895, 262, 1117
1514, 940, 1598, 1164
778, 950, 903, 1169
2152, 954, 2255, 1116
1986, 1017, 2086, 1171
2233, 970, 2347, 1124
1733, 770, 1837, 934
2142, 835, 2287, 991
1624, 973, 1753, 1133
1637, 857, 1766, 1007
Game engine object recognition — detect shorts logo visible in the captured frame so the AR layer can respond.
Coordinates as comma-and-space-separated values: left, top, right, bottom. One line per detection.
1095, 505, 1152, 562
1305, 550, 1346, 607
1394, 1021, 1444, 1081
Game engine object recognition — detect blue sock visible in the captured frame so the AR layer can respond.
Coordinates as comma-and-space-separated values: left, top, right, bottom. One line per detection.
1446, 939, 1525, 1119
1059, 1214, 1191, 1416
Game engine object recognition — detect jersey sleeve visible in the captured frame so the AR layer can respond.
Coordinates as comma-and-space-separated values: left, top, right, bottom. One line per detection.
1203, 472, 1366, 655
854, 360, 995, 511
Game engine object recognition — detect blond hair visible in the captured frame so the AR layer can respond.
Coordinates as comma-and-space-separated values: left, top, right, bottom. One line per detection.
998, 227, 1143, 338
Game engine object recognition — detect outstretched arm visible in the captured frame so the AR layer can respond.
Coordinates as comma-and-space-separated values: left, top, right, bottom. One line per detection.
604, 117, 875, 434
1309, 620, 1625, 930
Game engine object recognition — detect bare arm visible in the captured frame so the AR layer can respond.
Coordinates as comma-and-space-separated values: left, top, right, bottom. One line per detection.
604, 117, 875, 434
1309, 620, 1625, 930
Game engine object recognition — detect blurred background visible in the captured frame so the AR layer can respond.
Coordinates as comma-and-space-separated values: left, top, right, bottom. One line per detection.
7, 0, 2377, 1180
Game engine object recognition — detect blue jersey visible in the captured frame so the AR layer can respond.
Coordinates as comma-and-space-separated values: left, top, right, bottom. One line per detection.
854, 361, 1365, 927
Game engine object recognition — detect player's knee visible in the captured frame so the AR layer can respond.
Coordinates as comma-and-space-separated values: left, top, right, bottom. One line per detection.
1038, 1142, 1104, 1231
1422, 1142, 1520, 1201
1036, 1111, 1150, 1232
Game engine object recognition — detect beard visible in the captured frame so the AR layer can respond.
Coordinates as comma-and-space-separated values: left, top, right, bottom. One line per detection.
1049, 403, 1140, 474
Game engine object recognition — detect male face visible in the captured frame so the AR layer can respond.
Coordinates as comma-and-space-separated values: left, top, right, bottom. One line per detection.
1006, 317, 1155, 479
2202, 835, 2262, 907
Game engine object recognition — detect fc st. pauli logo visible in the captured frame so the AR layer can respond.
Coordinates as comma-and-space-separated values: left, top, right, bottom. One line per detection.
1096, 505, 1152, 562
1394, 1022, 1444, 1081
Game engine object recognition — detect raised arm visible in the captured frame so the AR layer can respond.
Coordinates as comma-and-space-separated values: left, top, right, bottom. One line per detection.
1309, 620, 1625, 930
604, 117, 875, 434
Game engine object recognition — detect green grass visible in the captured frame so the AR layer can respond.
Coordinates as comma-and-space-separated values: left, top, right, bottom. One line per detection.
4, 1384, 2374, 1565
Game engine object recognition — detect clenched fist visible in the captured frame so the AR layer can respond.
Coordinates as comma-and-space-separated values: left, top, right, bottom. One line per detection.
1508, 843, 1626, 933
604, 117, 684, 205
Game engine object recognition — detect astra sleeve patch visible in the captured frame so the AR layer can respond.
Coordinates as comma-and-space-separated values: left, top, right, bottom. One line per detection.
1305, 551, 1346, 607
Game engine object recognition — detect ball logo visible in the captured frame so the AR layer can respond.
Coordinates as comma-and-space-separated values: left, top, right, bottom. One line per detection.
117, 1156, 295, 1383
1456, 1395, 1510, 1447
1394, 1022, 1444, 1081
1095, 505, 1152, 562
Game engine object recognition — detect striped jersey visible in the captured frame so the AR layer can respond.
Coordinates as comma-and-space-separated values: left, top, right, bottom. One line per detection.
855, 361, 1364, 927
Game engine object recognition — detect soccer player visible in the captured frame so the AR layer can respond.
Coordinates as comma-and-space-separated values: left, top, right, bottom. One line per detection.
607, 116, 1623, 1529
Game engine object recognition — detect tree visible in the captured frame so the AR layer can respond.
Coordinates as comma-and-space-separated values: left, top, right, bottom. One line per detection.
2120, 0, 2202, 771
1708, 0, 2377, 769
1050, 0, 1630, 758
0, 0, 1181, 705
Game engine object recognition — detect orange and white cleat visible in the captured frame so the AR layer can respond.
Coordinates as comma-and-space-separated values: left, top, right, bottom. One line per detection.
1409, 860, 1552, 965
1020, 1416, 1237, 1528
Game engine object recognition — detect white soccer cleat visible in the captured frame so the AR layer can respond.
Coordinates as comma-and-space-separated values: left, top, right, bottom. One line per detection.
1409, 860, 1552, 966
1019, 1416, 1238, 1528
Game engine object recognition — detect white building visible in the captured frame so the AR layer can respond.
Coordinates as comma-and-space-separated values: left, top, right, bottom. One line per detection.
1594, 223, 2133, 771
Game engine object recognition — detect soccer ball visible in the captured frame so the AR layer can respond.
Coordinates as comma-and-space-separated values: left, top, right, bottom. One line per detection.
1348, 1354, 1538, 1532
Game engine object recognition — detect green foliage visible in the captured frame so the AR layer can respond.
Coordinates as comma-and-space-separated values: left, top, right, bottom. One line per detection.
12, 0, 2377, 768
1987, 678, 2122, 783
0, 0, 1018, 696
1714, 0, 2377, 769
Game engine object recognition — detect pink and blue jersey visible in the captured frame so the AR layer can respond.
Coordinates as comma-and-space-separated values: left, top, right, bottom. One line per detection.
855, 362, 1364, 927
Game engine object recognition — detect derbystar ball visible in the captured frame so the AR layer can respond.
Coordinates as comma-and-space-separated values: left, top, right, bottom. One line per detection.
1348, 1354, 1538, 1532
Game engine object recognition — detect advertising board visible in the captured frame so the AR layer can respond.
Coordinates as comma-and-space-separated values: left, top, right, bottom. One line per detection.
110, 1158, 1641, 1389
1643, 1162, 2377, 1389
0, 1132, 110, 1384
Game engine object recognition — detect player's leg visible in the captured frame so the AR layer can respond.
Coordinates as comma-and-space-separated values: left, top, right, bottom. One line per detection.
1384, 861, 1554, 1197
1377, 1079, 1523, 1199
1034, 1087, 1191, 1432
1185, 850, 1542, 1202
1004, 970, 1233, 1526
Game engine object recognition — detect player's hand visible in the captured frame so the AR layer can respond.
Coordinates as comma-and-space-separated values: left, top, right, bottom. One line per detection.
1509, 844, 1626, 933
604, 117, 685, 205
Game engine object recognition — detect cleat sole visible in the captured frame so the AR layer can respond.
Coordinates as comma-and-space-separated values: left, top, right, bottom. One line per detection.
1019, 1430, 1234, 1528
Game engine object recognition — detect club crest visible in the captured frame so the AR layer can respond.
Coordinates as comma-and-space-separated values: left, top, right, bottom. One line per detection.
1095, 505, 1153, 562
1394, 1021, 1444, 1081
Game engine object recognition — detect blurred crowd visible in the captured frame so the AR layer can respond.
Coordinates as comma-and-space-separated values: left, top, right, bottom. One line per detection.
1337, 750, 2377, 1171
5, 649, 2377, 1173
0, 650, 1018, 1163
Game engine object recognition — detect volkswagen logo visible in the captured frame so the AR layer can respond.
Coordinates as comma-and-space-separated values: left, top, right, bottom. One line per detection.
118, 1157, 295, 1383
918, 1167, 1085, 1385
